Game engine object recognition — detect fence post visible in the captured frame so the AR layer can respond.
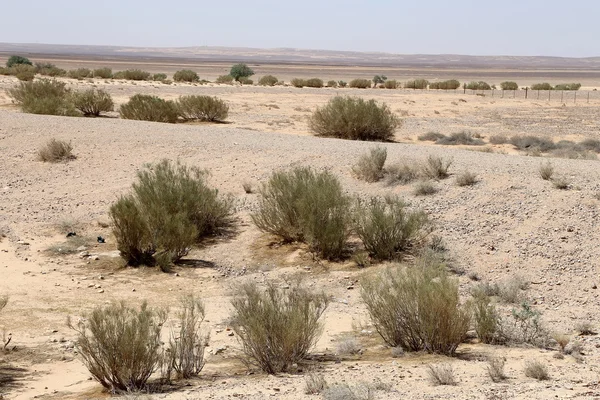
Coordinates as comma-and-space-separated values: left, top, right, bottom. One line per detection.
525, 87, 528, 99
502, 89, 504, 98
548, 90, 551, 101
588, 92, 590, 103
561, 91, 564, 103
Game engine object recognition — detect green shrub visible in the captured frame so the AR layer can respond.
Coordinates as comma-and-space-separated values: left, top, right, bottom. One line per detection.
355, 196, 429, 260
67, 68, 92, 79
8, 79, 78, 116
466, 81, 491, 90
327, 80, 337, 88
16, 70, 35, 81
510, 135, 556, 152
405, 79, 429, 89
352, 146, 387, 182
305, 78, 324, 88
93, 68, 113, 79
230, 281, 329, 374
6, 55, 32, 68
500, 81, 519, 90
349, 78, 371, 89
173, 69, 200, 82
69, 301, 167, 392
309, 96, 400, 141
239, 76, 253, 85
373, 75, 387, 85
338, 80, 348, 88
109, 160, 234, 267
422, 155, 452, 179
429, 80, 460, 90
531, 83, 553, 90
119, 94, 180, 123
291, 78, 306, 88
177, 95, 229, 122
384, 79, 398, 89
72, 88, 114, 117
37, 65, 66, 77
554, 83, 581, 91
498, 303, 548, 346
435, 131, 484, 146
215, 74, 234, 84
258, 75, 279, 86
252, 167, 351, 259
472, 292, 500, 344
229, 63, 254, 82
152, 73, 167, 81
37, 139, 75, 162
361, 260, 470, 355
116, 69, 151, 81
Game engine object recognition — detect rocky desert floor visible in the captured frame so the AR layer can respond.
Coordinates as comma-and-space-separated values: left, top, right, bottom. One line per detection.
1, 66, 600, 400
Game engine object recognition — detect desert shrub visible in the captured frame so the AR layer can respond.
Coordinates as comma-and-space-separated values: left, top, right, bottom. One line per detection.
550, 144, 597, 160
405, 79, 429, 89
499, 303, 548, 346
429, 80, 460, 90
173, 69, 199, 82
251, 167, 351, 259
336, 336, 361, 355
109, 160, 234, 267
37, 66, 66, 77
523, 360, 549, 380
500, 81, 519, 90
466, 81, 491, 90
489, 134, 508, 144
72, 88, 114, 117
352, 146, 387, 182
552, 175, 570, 189
355, 196, 429, 260
69, 301, 167, 392
214, 74, 232, 84
422, 155, 452, 179
67, 68, 92, 79
152, 73, 167, 81
118, 69, 151, 81
338, 80, 348, 88
472, 292, 500, 344
163, 295, 208, 380
119, 94, 180, 123
436, 131, 484, 145
510, 135, 556, 152
539, 161, 554, 180
487, 357, 507, 382
385, 163, 418, 185
531, 82, 553, 90
418, 131, 445, 142
361, 260, 470, 355
575, 321, 595, 335
384, 79, 398, 89
229, 63, 254, 82
38, 139, 75, 162
349, 78, 371, 89
413, 181, 438, 196
373, 75, 387, 85
305, 78, 324, 88
554, 83, 581, 91
455, 171, 478, 186
309, 96, 400, 141
258, 75, 278, 86
6, 55, 32, 68
230, 281, 329, 374
291, 78, 306, 88
177, 95, 229, 122
93, 68, 113, 79
580, 139, 600, 152
327, 80, 337, 88
16, 69, 35, 81
427, 364, 457, 386
238, 77, 253, 85
305, 373, 328, 394
323, 383, 373, 400
8, 79, 78, 116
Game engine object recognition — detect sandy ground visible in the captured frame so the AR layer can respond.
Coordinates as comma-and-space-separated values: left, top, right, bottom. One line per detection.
1, 69, 600, 400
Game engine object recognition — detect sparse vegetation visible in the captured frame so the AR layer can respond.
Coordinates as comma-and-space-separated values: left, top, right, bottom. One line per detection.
115, 69, 151, 81
487, 357, 507, 382
418, 131, 446, 142
229, 63, 254, 82
466, 81, 492, 90
152, 73, 167, 81
427, 364, 457, 386
554, 83, 581, 91
173, 69, 200, 82
93, 67, 113, 79
338, 80, 348, 88
119, 94, 180, 123
523, 360, 549, 380
429, 80, 460, 90
323, 383, 374, 400
8, 78, 78, 116
552, 175, 570, 189
305, 78, 324, 88
413, 181, 438, 196
349, 78, 372, 89
422, 155, 452, 179
531, 83, 553, 91
373, 75, 387, 86
258, 75, 278, 86
499, 303, 548, 347
327, 80, 337, 88
352, 146, 387, 182
405, 79, 429, 89
385, 163, 418, 185
177, 95, 229, 122
37, 139, 75, 162
510, 135, 556, 152
67, 68, 92, 80
383, 79, 398, 89
291, 78, 306, 88
305, 373, 328, 394
7, 55, 32, 68
489, 134, 508, 145
575, 321, 595, 335
500, 81, 519, 90
72, 88, 114, 117
455, 171, 478, 186
472, 292, 500, 344
215, 75, 234, 84
435, 131, 484, 146
309, 96, 401, 141
539, 161, 554, 180
230, 281, 329, 374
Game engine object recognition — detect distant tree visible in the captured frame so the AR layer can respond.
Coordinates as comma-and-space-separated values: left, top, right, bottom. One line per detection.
500, 81, 519, 90
373, 75, 387, 85
7, 55, 32, 68
229, 63, 255, 82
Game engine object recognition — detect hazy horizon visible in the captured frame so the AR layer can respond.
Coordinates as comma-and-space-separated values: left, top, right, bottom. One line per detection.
1, 0, 598, 58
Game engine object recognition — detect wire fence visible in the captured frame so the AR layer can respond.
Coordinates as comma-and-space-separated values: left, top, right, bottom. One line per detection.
418, 88, 600, 103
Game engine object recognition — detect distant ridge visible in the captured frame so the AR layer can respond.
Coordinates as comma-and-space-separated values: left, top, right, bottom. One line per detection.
1, 42, 599, 69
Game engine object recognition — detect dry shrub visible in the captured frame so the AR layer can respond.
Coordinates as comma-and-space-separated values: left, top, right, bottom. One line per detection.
310, 96, 400, 141
405, 79, 429, 89
436, 131, 484, 146
37, 65, 67, 77
422, 155, 452, 179
118, 69, 151, 81
575, 321, 595, 335
230, 281, 329, 374
251, 167, 350, 259
291, 78, 306, 88
69, 301, 167, 393
338, 80, 348, 88
580, 139, 600, 153
429, 80, 461, 90
539, 161, 554, 180
487, 357, 507, 382
305, 373, 328, 394
67, 68, 92, 79
93, 68, 113, 79
466, 81, 491, 90
489, 135, 508, 145
323, 383, 374, 400
510, 135, 556, 152
361, 259, 470, 355
552, 175, 570, 190
455, 171, 478, 186
551, 333, 570, 353
500, 81, 519, 90
385, 163, 418, 185
418, 131, 445, 141
499, 303, 548, 347
215, 75, 234, 84
427, 363, 457, 386
119, 94, 180, 123
336, 336, 361, 355
72, 88, 114, 117
413, 181, 438, 196
384, 79, 398, 89
152, 73, 167, 81
327, 80, 338, 88
177, 95, 229, 122
38, 139, 75, 162
523, 359, 549, 380
238, 77, 253, 85
16, 70, 35, 81
8, 78, 78, 116
352, 146, 387, 182
109, 160, 234, 268
355, 196, 429, 260
173, 69, 199, 82
163, 295, 208, 380
349, 78, 372, 89
305, 78, 324, 88
258, 75, 279, 86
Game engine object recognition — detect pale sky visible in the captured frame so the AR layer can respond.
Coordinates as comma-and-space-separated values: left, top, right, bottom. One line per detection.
1, 0, 598, 57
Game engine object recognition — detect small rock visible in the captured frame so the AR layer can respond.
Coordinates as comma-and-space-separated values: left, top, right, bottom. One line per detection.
228, 332, 235, 337
97, 289, 104, 293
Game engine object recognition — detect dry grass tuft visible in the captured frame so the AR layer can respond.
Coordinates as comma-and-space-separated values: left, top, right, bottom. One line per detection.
413, 181, 438, 196
551, 175, 570, 190
551, 333, 570, 353
427, 363, 457, 386
574, 321, 595, 336
539, 161, 554, 180
352, 146, 387, 182
305, 372, 328, 394
38, 139, 75, 162
523, 359, 549, 380
487, 357, 507, 382
422, 155, 452, 180
455, 171, 478, 186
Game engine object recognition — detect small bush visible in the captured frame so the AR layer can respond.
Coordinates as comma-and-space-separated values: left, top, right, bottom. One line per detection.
37, 66, 67, 77
554, 83, 581, 91
472, 293, 500, 344
67, 68, 92, 79
418, 131, 446, 142
72, 88, 114, 117
575, 321, 595, 335
429, 80, 460, 90
413, 181, 438, 196
466, 81, 491, 90
487, 357, 507, 382
69, 301, 167, 392
38, 139, 75, 162
499, 303, 548, 346
500, 81, 519, 90
309, 96, 401, 141
110, 160, 234, 267
291, 78, 306, 88
552, 175, 570, 190
384, 79, 398, 89
352, 146, 387, 182
119, 94, 180, 123
8, 78, 78, 116
436, 131, 484, 146
229, 63, 254, 82
327, 80, 337, 88
510, 135, 556, 152
173, 69, 199, 82
152, 73, 167, 81
177, 95, 229, 122
539, 161, 554, 180
258, 75, 278, 86
524, 360, 549, 380
422, 155, 452, 180
489, 134, 508, 145
6, 55, 32, 68
455, 171, 478, 186
373, 75, 387, 85
405, 79, 429, 89
238, 77, 253, 85
230, 281, 329, 374
252, 167, 351, 259
305, 373, 328, 394
361, 260, 470, 355
304, 78, 323, 88
16, 69, 35, 81
215, 74, 234, 84
93, 68, 113, 79
349, 78, 371, 89
118, 69, 151, 81
531, 83, 553, 90
338, 80, 348, 88
580, 139, 600, 152
355, 196, 430, 260
427, 364, 457, 386
385, 163, 418, 185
